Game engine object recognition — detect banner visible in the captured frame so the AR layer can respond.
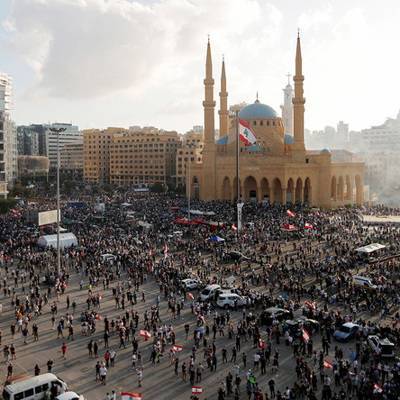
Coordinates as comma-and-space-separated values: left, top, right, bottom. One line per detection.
38, 210, 59, 226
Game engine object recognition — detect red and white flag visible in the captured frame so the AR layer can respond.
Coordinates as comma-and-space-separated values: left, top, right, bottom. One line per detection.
287, 209, 295, 217
187, 292, 194, 300
192, 386, 203, 395
239, 119, 257, 146
304, 300, 316, 310
323, 360, 333, 369
139, 330, 151, 340
121, 392, 142, 400
231, 224, 237, 231
172, 344, 183, 352
258, 338, 266, 349
302, 329, 310, 342
373, 383, 383, 393
304, 222, 313, 229
163, 243, 169, 258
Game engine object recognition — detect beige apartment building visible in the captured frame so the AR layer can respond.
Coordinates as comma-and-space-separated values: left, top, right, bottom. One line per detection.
83, 127, 180, 186
83, 127, 124, 183
60, 141, 83, 173
175, 131, 203, 188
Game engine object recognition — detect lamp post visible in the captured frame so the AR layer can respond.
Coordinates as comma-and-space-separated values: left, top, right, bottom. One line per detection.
49, 127, 66, 276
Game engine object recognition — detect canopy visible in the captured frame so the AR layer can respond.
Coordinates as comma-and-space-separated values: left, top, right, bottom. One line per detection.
355, 243, 386, 254
209, 235, 225, 243
37, 232, 77, 249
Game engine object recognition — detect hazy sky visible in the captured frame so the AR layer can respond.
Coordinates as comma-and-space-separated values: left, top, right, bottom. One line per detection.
0, 0, 399, 133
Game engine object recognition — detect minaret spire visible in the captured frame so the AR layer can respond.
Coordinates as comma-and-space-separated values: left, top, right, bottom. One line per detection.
219, 56, 228, 138
292, 31, 305, 155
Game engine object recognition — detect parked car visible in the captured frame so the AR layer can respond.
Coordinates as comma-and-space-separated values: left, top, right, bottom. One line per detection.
181, 278, 201, 290
367, 335, 395, 358
259, 307, 292, 325
333, 322, 360, 342
283, 317, 320, 338
216, 293, 247, 309
200, 284, 221, 302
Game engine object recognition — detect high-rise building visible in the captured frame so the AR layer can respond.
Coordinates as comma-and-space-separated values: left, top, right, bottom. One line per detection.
83, 127, 120, 184
46, 123, 81, 168
17, 126, 40, 156
0, 73, 17, 195
60, 141, 83, 174
281, 75, 293, 137
109, 128, 180, 187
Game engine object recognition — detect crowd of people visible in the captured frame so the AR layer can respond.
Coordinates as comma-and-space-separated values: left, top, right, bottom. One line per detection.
0, 189, 400, 400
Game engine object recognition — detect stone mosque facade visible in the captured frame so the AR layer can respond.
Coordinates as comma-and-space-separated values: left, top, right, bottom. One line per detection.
189, 35, 364, 208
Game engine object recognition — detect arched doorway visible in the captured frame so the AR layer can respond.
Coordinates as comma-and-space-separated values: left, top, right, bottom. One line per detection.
192, 176, 200, 200
295, 178, 303, 203
243, 176, 257, 201
304, 177, 311, 204
273, 178, 283, 204
355, 175, 363, 205
331, 176, 337, 201
338, 176, 344, 201
286, 178, 294, 204
222, 177, 231, 201
260, 178, 270, 202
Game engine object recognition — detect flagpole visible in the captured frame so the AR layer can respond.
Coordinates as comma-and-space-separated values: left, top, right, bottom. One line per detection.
235, 110, 240, 240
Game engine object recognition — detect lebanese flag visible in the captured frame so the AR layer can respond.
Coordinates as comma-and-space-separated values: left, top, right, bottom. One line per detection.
139, 330, 151, 340
258, 338, 266, 349
187, 292, 194, 300
287, 209, 295, 217
231, 224, 237, 231
302, 329, 310, 342
323, 360, 333, 369
121, 392, 142, 400
192, 386, 203, 395
239, 119, 256, 146
304, 222, 313, 229
172, 344, 183, 352
373, 383, 383, 393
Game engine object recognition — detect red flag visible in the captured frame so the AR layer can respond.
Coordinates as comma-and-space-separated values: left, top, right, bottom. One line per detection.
304, 222, 313, 229
258, 338, 266, 349
323, 360, 333, 369
287, 209, 295, 217
187, 292, 194, 300
139, 330, 151, 340
192, 386, 203, 395
302, 329, 310, 342
239, 119, 257, 146
304, 300, 316, 310
172, 344, 183, 352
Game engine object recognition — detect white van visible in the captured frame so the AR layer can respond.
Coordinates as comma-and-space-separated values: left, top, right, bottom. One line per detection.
353, 275, 377, 290
200, 284, 221, 301
56, 392, 85, 400
2, 373, 68, 400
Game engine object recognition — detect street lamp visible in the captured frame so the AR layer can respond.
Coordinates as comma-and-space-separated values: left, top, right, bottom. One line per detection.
49, 127, 66, 276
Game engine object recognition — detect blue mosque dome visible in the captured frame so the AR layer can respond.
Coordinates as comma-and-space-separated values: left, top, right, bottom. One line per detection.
320, 148, 331, 154
284, 134, 294, 145
239, 100, 278, 120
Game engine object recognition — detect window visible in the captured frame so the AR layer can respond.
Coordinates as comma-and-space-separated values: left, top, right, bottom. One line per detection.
24, 388, 34, 397
253, 121, 257, 126
15, 393, 24, 400
35, 385, 43, 394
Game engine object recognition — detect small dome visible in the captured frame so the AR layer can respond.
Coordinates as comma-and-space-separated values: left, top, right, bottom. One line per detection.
284, 134, 294, 144
320, 148, 330, 154
239, 100, 278, 120
216, 135, 228, 145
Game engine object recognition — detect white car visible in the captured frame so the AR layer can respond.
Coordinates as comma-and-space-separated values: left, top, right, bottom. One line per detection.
367, 335, 395, 358
352, 275, 377, 290
56, 392, 85, 400
181, 279, 201, 290
200, 284, 221, 301
216, 293, 247, 309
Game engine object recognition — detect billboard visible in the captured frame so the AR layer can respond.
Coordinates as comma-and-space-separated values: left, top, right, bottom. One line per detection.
38, 210, 59, 226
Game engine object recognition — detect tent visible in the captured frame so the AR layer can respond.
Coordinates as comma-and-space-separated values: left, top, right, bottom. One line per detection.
355, 243, 386, 254
209, 235, 225, 243
37, 232, 78, 249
